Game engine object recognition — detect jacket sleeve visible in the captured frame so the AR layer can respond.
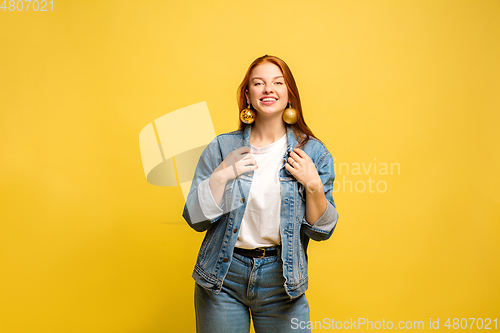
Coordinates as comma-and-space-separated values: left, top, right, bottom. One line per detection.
182, 138, 226, 232
300, 149, 339, 241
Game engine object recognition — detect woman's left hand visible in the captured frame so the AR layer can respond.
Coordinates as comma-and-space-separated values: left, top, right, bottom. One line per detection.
285, 148, 323, 194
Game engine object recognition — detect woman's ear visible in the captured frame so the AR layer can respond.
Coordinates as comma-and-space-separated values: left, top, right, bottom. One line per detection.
245, 90, 250, 105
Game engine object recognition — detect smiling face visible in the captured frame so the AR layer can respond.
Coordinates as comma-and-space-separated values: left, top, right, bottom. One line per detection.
245, 62, 289, 117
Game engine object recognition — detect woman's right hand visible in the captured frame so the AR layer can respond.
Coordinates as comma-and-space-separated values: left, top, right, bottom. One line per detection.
208, 146, 258, 208
212, 146, 258, 183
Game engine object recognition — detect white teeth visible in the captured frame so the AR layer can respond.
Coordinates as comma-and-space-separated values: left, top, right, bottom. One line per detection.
262, 98, 276, 102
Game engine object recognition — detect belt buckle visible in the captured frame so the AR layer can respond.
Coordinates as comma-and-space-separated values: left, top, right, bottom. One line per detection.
258, 248, 266, 259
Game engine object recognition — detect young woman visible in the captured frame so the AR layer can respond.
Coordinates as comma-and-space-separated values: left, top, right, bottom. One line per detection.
182, 55, 339, 333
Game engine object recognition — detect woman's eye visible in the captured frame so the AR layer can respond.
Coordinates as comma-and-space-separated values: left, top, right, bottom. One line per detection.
276, 81, 284, 85
254, 82, 262, 86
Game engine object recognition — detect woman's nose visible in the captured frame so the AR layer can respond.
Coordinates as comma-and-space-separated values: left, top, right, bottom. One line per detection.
264, 84, 274, 93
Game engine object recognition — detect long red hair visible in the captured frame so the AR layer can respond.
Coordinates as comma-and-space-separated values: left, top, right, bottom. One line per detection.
236, 55, 321, 148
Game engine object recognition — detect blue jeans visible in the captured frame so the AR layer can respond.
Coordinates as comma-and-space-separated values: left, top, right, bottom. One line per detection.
194, 250, 311, 333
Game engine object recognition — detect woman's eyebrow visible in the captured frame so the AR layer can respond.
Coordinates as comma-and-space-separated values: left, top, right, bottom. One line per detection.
252, 76, 284, 81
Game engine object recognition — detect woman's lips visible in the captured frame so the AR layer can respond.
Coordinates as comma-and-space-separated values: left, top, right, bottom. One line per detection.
261, 100, 276, 105
260, 97, 277, 105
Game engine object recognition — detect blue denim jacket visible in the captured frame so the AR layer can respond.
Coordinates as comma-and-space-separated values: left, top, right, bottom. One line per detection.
182, 124, 339, 298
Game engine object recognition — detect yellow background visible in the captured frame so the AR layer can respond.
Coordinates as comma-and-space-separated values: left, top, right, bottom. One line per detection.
1, 0, 499, 332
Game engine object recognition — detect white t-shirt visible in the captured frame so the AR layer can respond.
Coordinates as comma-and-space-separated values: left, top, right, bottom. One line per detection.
235, 133, 287, 249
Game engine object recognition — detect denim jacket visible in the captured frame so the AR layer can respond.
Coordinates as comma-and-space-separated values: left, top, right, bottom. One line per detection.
182, 124, 339, 298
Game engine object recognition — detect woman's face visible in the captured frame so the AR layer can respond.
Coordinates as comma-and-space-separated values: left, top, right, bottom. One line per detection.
245, 62, 289, 117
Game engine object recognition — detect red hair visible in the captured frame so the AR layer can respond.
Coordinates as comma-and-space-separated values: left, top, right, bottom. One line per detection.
236, 55, 321, 148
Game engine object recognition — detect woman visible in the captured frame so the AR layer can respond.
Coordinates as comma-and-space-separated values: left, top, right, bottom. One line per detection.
182, 55, 339, 333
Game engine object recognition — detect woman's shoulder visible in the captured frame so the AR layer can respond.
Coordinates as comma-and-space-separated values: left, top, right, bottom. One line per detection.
212, 129, 243, 144
301, 136, 332, 161
205, 129, 243, 151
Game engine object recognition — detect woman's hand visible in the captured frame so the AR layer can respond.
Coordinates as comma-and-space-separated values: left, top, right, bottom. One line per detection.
213, 146, 258, 183
286, 147, 327, 225
285, 148, 322, 194
209, 146, 258, 207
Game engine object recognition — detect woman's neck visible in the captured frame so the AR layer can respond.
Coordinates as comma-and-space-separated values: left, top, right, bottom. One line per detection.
249, 115, 287, 148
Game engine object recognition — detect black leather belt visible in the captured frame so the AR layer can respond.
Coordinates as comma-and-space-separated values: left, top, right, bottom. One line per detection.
234, 246, 281, 259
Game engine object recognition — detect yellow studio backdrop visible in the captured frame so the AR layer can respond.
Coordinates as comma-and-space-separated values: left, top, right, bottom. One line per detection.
0, 0, 499, 332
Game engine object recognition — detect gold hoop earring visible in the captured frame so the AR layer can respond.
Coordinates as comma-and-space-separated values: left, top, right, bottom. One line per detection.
240, 104, 255, 124
283, 103, 298, 124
